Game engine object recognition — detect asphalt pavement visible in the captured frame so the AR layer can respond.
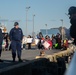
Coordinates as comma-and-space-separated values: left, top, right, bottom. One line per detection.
0, 49, 60, 70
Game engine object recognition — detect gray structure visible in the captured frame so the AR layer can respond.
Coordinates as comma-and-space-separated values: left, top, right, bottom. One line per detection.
40, 27, 70, 39
40, 28, 60, 37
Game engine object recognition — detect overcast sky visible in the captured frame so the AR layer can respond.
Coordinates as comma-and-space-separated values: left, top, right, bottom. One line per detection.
0, 0, 76, 35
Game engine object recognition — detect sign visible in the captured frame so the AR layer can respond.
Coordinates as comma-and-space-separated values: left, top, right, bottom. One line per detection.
27, 38, 33, 43
35, 39, 39, 45
43, 41, 50, 49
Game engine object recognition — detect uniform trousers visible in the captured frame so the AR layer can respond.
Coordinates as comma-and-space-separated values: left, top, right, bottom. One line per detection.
11, 40, 22, 59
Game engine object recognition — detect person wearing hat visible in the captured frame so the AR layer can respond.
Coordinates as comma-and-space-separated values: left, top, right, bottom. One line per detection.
65, 6, 76, 75
68, 6, 76, 45
0, 28, 3, 62
9, 22, 23, 62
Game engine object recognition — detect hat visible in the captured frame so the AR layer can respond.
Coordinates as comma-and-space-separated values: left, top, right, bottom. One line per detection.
14, 22, 19, 26
68, 6, 76, 15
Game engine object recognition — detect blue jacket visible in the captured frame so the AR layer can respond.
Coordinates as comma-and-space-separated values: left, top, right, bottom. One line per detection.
9, 27, 23, 41
0, 29, 3, 45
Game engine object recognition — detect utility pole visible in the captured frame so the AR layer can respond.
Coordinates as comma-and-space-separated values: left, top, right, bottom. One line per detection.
45, 24, 47, 35
33, 14, 35, 38
26, 6, 30, 36
60, 19, 63, 44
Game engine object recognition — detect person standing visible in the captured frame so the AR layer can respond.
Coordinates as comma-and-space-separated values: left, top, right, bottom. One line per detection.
4, 34, 9, 51
0, 28, 3, 62
9, 22, 23, 62
65, 6, 76, 75
27, 35, 32, 49
22, 35, 27, 50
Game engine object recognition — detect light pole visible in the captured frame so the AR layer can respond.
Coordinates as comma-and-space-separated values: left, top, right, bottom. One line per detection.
60, 19, 63, 41
33, 14, 35, 36
26, 6, 30, 36
45, 24, 47, 35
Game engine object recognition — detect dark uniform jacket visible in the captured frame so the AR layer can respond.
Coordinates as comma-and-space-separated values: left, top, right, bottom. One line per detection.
9, 27, 23, 41
0, 29, 3, 45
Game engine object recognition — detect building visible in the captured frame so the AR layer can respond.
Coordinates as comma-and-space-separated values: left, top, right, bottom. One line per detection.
40, 28, 60, 37
40, 27, 70, 39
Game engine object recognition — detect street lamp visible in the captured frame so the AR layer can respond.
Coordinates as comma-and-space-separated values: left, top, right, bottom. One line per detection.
45, 24, 47, 35
33, 14, 35, 35
26, 6, 30, 36
60, 19, 63, 41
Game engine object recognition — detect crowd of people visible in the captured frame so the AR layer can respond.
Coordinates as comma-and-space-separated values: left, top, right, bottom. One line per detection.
0, 22, 70, 62
20, 32, 69, 51
35, 32, 69, 50
0, 6, 75, 75
2, 32, 69, 51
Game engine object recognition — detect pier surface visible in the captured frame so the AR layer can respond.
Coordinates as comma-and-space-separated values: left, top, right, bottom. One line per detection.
0, 49, 60, 69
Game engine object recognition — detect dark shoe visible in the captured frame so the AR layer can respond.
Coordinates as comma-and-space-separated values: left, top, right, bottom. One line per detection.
0, 59, 3, 62
12, 58, 15, 62
18, 59, 23, 62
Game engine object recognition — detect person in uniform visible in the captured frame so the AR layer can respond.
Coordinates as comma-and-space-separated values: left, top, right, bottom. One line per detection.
68, 6, 76, 44
0, 28, 3, 62
9, 22, 23, 62
65, 6, 76, 75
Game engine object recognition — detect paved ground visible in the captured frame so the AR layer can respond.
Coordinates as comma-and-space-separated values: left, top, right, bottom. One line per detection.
0, 49, 61, 70
1, 49, 60, 60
